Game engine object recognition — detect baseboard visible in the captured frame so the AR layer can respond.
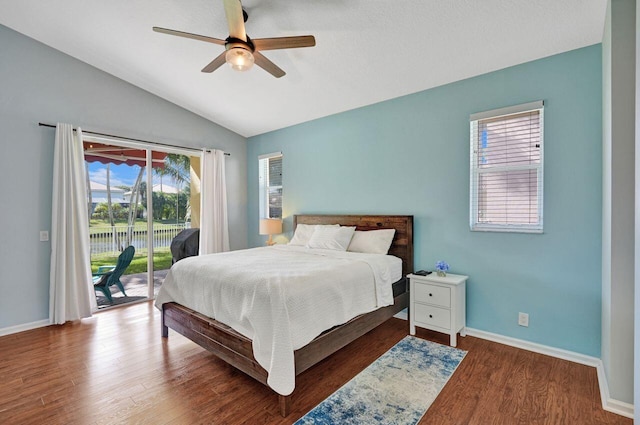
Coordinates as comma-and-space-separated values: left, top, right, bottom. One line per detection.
594, 360, 635, 418
465, 327, 634, 419
0, 319, 49, 337
464, 327, 601, 366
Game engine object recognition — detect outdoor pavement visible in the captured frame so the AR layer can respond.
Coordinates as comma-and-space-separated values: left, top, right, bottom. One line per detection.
120, 269, 168, 297
96, 269, 169, 307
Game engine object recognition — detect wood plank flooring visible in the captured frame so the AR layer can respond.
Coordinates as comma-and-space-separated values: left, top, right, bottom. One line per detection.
0, 302, 630, 424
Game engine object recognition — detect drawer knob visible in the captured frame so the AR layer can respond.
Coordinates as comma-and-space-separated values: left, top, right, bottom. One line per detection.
429, 314, 433, 318
429, 293, 433, 297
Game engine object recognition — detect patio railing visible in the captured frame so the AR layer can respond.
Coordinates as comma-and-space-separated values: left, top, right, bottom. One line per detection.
90, 223, 190, 255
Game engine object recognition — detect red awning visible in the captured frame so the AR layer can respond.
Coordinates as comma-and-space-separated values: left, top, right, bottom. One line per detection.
83, 141, 167, 168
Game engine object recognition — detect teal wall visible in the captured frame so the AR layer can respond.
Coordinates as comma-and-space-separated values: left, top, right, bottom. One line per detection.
247, 45, 602, 357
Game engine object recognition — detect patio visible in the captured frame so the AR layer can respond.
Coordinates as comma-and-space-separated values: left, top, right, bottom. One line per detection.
95, 269, 168, 308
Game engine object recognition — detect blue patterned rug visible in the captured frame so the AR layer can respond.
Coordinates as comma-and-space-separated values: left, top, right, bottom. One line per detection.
295, 336, 466, 425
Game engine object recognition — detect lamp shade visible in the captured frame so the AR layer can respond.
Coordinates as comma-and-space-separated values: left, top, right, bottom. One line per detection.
226, 47, 254, 72
259, 218, 282, 235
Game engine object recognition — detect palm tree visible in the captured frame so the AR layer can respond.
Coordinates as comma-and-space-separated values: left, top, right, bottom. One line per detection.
125, 166, 145, 246
105, 164, 121, 250
156, 154, 190, 185
85, 162, 92, 221
121, 154, 192, 246
155, 154, 191, 222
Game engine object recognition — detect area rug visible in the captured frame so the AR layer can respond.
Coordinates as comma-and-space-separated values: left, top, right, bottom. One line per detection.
295, 336, 466, 425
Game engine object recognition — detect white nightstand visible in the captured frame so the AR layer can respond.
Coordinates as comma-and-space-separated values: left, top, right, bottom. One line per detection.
408, 272, 468, 347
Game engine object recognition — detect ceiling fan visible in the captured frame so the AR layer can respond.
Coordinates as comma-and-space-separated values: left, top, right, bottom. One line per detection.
153, 0, 316, 78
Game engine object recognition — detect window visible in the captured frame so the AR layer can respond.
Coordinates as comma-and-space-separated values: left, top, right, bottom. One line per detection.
470, 101, 544, 233
259, 152, 283, 219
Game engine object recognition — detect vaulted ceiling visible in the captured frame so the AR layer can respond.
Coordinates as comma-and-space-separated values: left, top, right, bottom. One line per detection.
0, 0, 607, 137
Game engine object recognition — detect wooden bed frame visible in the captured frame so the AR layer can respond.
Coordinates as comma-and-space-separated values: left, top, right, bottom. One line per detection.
160, 214, 413, 417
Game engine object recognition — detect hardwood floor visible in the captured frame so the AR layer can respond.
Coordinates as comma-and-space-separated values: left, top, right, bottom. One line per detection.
0, 302, 630, 425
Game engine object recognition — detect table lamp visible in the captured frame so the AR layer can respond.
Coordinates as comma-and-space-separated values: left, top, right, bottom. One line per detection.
259, 218, 282, 246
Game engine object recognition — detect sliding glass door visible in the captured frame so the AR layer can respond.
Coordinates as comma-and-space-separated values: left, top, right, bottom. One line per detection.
84, 136, 198, 309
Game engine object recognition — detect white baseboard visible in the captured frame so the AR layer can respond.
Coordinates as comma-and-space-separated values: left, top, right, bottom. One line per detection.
464, 327, 601, 366
465, 327, 634, 419
594, 360, 635, 418
0, 319, 49, 337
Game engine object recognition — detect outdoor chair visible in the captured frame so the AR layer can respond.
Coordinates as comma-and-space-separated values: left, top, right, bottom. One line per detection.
93, 245, 135, 303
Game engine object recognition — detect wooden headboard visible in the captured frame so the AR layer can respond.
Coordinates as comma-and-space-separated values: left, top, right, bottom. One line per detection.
293, 214, 414, 277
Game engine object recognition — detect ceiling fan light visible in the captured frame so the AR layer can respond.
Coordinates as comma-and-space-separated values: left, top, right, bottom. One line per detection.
225, 47, 254, 71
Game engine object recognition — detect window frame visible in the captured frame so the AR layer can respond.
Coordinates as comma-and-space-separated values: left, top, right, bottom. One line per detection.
469, 101, 544, 233
258, 151, 283, 219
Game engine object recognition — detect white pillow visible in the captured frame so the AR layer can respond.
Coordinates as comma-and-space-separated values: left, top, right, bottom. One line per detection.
307, 226, 356, 251
347, 229, 396, 254
289, 224, 338, 246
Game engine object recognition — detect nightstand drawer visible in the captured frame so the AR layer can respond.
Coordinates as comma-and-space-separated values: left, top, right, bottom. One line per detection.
414, 283, 451, 308
414, 304, 451, 330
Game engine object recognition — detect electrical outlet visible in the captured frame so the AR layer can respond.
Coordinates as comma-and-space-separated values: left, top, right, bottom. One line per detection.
40, 230, 49, 242
518, 312, 529, 327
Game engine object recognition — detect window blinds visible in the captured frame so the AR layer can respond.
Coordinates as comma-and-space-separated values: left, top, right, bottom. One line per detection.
259, 152, 283, 219
267, 156, 282, 218
470, 102, 544, 232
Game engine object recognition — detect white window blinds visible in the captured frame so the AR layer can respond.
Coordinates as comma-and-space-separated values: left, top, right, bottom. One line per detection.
258, 152, 283, 219
470, 101, 544, 233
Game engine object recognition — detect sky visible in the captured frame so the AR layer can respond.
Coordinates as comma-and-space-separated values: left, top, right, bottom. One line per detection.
87, 162, 179, 188
88, 162, 138, 187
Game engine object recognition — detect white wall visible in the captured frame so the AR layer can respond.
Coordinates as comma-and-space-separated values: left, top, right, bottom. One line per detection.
0, 25, 248, 330
602, 0, 635, 406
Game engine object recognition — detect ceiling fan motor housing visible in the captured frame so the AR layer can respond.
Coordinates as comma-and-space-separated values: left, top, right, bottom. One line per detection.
225, 37, 254, 53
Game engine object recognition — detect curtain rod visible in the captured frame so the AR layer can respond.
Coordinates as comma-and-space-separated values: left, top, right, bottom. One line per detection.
38, 122, 230, 156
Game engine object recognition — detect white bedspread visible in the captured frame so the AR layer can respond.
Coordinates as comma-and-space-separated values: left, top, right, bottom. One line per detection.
154, 245, 401, 396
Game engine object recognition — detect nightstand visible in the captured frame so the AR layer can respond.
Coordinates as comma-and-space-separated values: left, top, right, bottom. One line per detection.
408, 273, 468, 347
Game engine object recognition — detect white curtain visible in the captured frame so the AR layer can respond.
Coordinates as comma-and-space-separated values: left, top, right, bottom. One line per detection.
199, 149, 230, 254
50, 123, 96, 324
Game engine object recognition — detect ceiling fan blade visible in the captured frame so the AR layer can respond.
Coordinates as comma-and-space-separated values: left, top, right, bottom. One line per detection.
253, 52, 285, 78
223, 0, 247, 41
153, 27, 226, 45
201, 51, 228, 73
253, 35, 316, 51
